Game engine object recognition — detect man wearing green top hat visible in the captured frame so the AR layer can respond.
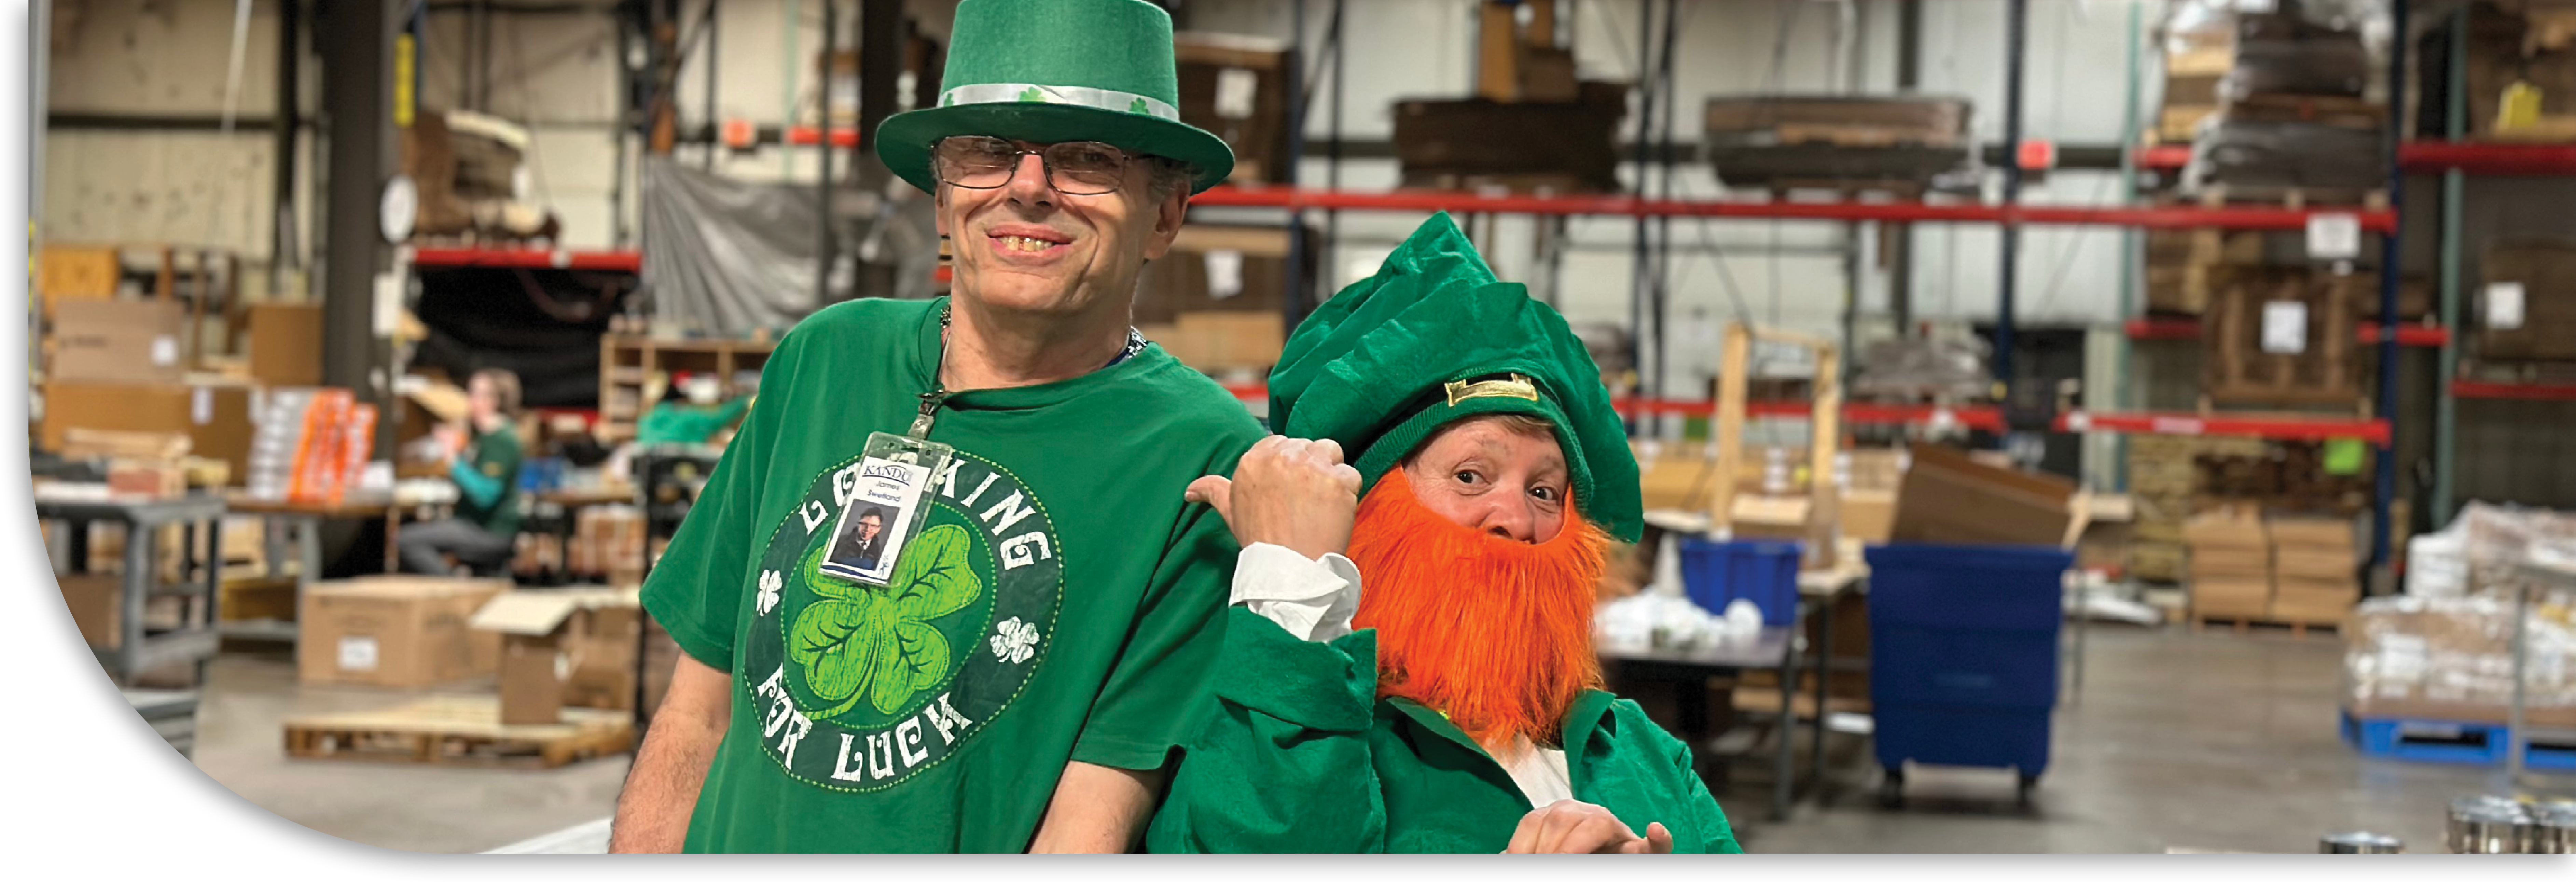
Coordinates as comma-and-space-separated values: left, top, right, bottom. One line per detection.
1144, 214, 1743, 854
613, 0, 1262, 853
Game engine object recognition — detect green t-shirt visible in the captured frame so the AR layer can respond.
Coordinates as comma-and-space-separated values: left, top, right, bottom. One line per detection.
456, 425, 524, 535
641, 296, 1265, 853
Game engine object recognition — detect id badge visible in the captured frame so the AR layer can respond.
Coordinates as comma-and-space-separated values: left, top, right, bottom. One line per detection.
816, 431, 955, 587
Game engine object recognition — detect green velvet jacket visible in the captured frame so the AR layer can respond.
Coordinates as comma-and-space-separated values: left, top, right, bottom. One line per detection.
1145, 607, 1744, 854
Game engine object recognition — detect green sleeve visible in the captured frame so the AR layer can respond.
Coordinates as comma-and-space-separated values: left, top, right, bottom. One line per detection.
1064, 501, 1238, 771
459, 429, 523, 506
1146, 607, 1388, 853
1659, 722, 1743, 854
638, 349, 793, 673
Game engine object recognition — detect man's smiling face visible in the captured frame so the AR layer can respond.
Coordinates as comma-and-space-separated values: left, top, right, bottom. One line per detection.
933, 138, 1187, 320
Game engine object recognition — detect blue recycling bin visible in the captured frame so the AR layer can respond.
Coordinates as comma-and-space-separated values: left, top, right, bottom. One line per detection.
1678, 538, 1802, 625
1865, 541, 2072, 806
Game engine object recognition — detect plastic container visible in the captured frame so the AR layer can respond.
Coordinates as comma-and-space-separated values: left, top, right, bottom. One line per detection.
1865, 541, 2073, 806
1678, 538, 1801, 625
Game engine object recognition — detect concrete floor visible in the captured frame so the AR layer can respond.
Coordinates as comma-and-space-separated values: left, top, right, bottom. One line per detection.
173, 626, 2553, 853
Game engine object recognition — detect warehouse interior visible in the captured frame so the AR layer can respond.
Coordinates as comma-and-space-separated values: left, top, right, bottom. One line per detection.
25, 0, 2576, 854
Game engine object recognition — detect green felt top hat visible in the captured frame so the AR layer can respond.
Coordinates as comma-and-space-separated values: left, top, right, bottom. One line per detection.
1267, 213, 1642, 544
874, 0, 1235, 195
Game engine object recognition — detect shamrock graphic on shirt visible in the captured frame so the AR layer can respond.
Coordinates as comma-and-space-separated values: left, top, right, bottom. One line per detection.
990, 617, 1039, 664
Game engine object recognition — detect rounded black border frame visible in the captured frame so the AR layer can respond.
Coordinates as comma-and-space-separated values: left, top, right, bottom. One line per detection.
10, 474, 530, 866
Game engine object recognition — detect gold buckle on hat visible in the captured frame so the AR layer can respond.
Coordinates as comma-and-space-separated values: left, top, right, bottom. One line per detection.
1444, 373, 1541, 407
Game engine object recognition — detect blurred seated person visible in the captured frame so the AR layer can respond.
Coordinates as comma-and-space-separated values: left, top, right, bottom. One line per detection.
399, 368, 527, 576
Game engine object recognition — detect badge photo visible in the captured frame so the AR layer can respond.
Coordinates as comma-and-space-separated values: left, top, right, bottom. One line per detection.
817, 457, 932, 585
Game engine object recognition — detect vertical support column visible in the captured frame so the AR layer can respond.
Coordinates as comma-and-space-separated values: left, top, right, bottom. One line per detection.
2371, 0, 2413, 572
2113, 0, 2144, 492
274, 0, 303, 296
319, 0, 399, 415
32, 0, 50, 283
2434, 9, 2467, 528
1889, 0, 1922, 333
1995, 0, 2028, 386
1627, 0, 1658, 435
817, 0, 839, 305
1655, 0, 1678, 439
1283, 0, 1312, 333
1711, 323, 1752, 532
704, 0, 722, 170
857, 0, 901, 157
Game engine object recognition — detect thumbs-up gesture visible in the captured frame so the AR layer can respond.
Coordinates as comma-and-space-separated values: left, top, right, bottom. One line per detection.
1185, 436, 1363, 561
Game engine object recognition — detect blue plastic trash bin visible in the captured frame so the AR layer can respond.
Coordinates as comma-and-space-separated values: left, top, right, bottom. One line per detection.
1864, 541, 2072, 807
1678, 538, 1802, 625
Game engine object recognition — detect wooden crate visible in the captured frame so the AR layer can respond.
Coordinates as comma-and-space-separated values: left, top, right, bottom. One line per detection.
282, 696, 634, 769
2202, 268, 2367, 405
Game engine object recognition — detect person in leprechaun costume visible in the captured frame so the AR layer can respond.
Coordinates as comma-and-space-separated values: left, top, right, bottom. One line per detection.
613, 0, 1263, 853
1145, 213, 1743, 854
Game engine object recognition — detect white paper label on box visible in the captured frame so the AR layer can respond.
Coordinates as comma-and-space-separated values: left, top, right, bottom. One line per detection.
191, 387, 214, 425
338, 636, 380, 671
2261, 301, 2309, 353
2305, 212, 2361, 260
1203, 249, 1245, 299
150, 336, 178, 366
1214, 68, 1258, 120
2487, 281, 2527, 330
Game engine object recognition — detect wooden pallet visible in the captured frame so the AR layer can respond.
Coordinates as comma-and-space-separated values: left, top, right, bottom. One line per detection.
282, 696, 634, 769
2188, 612, 2344, 638
2459, 356, 2576, 385
2190, 182, 2389, 211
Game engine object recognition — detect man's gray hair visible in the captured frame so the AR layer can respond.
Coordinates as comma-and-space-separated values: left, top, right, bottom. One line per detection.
1142, 155, 1200, 202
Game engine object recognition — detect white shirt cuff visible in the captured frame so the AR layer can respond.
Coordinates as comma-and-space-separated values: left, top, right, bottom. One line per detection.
1230, 542, 1363, 642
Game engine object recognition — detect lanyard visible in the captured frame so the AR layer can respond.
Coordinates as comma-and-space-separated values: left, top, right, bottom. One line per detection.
912, 303, 1145, 440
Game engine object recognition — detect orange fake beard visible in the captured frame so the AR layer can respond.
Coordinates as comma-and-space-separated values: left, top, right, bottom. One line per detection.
1348, 468, 1612, 753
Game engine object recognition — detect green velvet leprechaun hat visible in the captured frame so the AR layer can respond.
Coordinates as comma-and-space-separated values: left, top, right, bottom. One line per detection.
1268, 212, 1643, 544
874, 0, 1235, 195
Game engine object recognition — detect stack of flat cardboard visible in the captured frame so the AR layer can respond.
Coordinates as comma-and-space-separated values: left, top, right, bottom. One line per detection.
2268, 516, 2357, 624
2187, 507, 2272, 618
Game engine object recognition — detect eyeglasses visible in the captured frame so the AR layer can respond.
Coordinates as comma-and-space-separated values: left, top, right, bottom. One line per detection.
933, 136, 1133, 195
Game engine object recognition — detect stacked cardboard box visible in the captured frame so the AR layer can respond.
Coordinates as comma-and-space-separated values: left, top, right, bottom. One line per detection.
2347, 595, 2576, 727
1175, 34, 1293, 185
297, 577, 509, 689
2159, 17, 2235, 143
2127, 435, 2268, 582
468, 588, 644, 725
569, 505, 648, 587
2186, 507, 2272, 618
2476, 238, 2576, 364
2268, 516, 2358, 624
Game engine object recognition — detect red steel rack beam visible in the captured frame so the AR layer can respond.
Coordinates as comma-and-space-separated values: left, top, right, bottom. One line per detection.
2452, 379, 2576, 401
411, 247, 644, 273
1221, 385, 2386, 441
1189, 185, 2395, 231
2399, 141, 2576, 176
2123, 318, 2450, 346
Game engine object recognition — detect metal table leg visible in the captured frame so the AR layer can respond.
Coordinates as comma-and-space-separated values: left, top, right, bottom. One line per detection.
1772, 616, 1801, 822
118, 516, 151, 684
1810, 595, 1834, 792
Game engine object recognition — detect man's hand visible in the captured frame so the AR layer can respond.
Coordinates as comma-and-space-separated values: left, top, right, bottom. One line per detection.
1502, 800, 1675, 854
1184, 436, 1363, 561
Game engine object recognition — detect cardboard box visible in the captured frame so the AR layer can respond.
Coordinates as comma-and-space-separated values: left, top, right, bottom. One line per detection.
1888, 445, 2075, 546
58, 574, 122, 648
2192, 577, 2273, 617
1159, 312, 1285, 373
246, 303, 325, 386
49, 299, 186, 385
1175, 33, 1292, 184
40, 382, 257, 482
1839, 490, 1898, 544
471, 588, 643, 724
297, 576, 509, 688
1132, 225, 1316, 325
2477, 238, 2576, 361
39, 246, 121, 310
